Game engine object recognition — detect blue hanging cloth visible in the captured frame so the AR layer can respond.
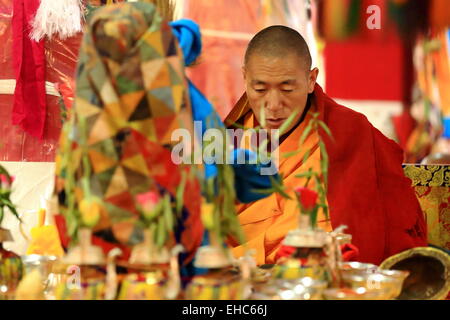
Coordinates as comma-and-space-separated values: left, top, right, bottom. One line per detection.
170, 19, 279, 281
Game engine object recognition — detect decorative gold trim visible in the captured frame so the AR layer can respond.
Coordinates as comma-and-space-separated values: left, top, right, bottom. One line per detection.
380, 247, 450, 300
403, 164, 450, 187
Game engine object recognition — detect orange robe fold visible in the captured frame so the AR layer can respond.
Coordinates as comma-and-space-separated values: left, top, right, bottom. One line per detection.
226, 84, 427, 265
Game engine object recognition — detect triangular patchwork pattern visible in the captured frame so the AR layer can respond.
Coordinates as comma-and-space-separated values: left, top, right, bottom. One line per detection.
55, 5, 202, 246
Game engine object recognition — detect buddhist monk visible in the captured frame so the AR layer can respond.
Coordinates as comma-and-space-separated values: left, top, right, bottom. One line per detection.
225, 25, 428, 266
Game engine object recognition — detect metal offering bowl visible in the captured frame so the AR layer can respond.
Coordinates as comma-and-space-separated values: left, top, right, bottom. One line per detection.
259, 277, 328, 300
342, 270, 409, 300
323, 287, 388, 300
21, 255, 58, 278
194, 245, 233, 269
377, 270, 410, 299
338, 262, 379, 277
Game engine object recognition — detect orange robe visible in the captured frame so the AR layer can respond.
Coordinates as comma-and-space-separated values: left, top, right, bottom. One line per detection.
226, 96, 331, 265
226, 84, 427, 266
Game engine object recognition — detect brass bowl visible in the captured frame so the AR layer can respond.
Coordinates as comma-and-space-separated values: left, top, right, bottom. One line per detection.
380, 247, 450, 300
376, 270, 410, 299
21, 255, 58, 278
118, 271, 168, 300
290, 277, 328, 300
338, 262, 379, 278
194, 246, 233, 269
342, 270, 409, 300
258, 277, 328, 300
323, 287, 388, 300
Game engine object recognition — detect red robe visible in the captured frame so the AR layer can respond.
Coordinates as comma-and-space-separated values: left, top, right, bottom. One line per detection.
225, 84, 428, 265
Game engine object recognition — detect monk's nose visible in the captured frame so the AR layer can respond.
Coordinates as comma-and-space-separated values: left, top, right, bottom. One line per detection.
265, 90, 283, 112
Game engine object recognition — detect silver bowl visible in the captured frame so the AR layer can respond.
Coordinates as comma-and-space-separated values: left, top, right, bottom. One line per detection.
342, 269, 410, 300
338, 262, 379, 279
323, 287, 389, 300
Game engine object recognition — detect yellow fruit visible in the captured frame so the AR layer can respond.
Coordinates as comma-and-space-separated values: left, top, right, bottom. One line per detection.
79, 197, 102, 228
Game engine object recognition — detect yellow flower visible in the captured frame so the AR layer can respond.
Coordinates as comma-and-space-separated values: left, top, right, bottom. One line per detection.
201, 201, 215, 229
79, 197, 102, 228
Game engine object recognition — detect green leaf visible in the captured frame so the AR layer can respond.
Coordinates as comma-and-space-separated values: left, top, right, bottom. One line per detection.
163, 194, 174, 232
6, 205, 22, 223
250, 187, 276, 195
156, 216, 166, 248
278, 109, 299, 137
269, 176, 292, 200
302, 149, 311, 165
176, 171, 187, 214
318, 140, 329, 185
310, 207, 318, 229
283, 150, 301, 158
318, 140, 329, 164
299, 123, 313, 145
149, 223, 157, 243
323, 206, 329, 220
318, 120, 333, 138
294, 171, 315, 179
259, 102, 266, 128
257, 138, 270, 158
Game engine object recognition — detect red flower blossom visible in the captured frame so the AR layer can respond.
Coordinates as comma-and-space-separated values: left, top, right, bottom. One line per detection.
0, 174, 12, 188
0, 174, 8, 184
136, 191, 160, 213
294, 187, 318, 211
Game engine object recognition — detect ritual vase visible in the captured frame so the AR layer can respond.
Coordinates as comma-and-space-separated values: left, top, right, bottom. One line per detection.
273, 214, 331, 283
54, 228, 108, 300
185, 231, 245, 300
0, 228, 23, 300
117, 228, 182, 300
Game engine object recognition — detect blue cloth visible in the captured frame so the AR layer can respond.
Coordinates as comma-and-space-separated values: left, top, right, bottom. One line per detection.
170, 19, 219, 179
170, 19, 279, 278
169, 18, 278, 201
443, 117, 450, 138
169, 19, 201, 66
230, 149, 280, 203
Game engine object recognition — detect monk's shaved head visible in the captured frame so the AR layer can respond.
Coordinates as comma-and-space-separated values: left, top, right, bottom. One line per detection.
244, 25, 312, 72
242, 25, 319, 133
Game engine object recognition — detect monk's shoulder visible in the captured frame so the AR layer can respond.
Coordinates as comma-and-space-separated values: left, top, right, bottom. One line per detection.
323, 96, 403, 156
322, 96, 374, 134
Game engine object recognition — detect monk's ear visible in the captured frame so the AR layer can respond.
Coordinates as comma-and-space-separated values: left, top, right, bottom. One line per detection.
308, 68, 319, 93
242, 65, 247, 81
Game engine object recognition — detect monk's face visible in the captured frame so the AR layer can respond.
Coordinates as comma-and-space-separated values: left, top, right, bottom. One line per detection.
244, 53, 318, 132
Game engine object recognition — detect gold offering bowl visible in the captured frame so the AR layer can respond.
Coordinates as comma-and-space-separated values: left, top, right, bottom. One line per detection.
118, 270, 168, 300
20, 255, 69, 300
323, 287, 388, 300
252, 277, 328, 300
380, 247, 450, 300
21, 255, 59, 282
185, 269, 244, 300
338, 262, 379, 278
52, 265, 107, 300
342, 269, 410, 300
